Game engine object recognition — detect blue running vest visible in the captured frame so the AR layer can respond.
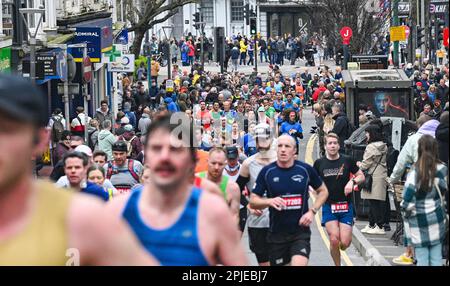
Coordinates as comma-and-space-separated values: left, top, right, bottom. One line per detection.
122, 187, 210, 266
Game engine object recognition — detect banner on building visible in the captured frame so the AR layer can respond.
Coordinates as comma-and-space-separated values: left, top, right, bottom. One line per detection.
108, 54, 135, 72
72, 18, 113, 63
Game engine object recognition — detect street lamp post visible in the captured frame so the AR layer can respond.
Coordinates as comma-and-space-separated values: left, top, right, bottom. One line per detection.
162, 25, 174, 79
19, 7, 45, 84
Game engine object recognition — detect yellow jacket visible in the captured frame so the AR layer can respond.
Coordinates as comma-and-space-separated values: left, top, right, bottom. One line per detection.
240, 40, 247, 53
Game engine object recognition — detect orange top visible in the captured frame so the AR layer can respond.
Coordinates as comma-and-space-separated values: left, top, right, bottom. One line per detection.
195, 150, 209, 173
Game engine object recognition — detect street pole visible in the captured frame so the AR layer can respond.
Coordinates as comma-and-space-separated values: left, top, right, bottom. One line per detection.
29, 35, 36, 84
420, 0, 425, 62
148, 55, 151, 96
19, 8, 45, 84
201, 24, 205, 72
254, 34, 258, 73
82, 44, 89, 144
343, 44, 349, 70
167, 40, 171, 79
393, 0, 399, 67
63, 47, 70, 130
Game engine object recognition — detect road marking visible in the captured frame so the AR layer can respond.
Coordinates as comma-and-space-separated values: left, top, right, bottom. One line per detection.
306, 134, 354, 267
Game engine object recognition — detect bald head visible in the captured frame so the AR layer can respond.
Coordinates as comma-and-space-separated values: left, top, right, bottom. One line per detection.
277, 135, 297, 166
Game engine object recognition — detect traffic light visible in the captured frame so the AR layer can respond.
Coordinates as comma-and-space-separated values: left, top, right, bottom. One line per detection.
244, 4, 250, 25
193, 12, 200, 29
250, 18, 257, 35
436, 18, 445, 42
416, 26, 425, 47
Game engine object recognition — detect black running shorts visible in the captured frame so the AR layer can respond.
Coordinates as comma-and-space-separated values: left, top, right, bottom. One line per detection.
267, 230, 311, 266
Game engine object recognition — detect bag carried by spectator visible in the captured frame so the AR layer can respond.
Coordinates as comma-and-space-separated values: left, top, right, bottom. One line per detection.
362, 155, 383, 193
51, 116, 65, 143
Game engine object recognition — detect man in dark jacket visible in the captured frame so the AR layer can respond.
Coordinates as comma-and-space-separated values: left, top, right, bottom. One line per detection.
437, 79, 449, 103
94, 100, 114, 127
330, 103, 351, 152
435, 111, 449, 166
259, 38, 268, 63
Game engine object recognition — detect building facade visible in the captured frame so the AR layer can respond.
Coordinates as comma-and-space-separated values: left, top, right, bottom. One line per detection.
148, 0, 314, 40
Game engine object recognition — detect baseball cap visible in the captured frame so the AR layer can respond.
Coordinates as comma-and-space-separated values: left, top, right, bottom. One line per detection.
0, 74, 47, 127
257, 106, 265, 112
124, 124, 133, 132
225, 146, 239, 159
74, 145, 93, 157
112, 140, 128, 152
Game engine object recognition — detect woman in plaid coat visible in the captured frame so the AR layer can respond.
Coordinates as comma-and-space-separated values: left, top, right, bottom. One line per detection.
401, 135, 448, 266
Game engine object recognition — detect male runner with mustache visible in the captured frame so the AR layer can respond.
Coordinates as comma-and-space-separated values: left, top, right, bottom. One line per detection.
106, 114, 248, 266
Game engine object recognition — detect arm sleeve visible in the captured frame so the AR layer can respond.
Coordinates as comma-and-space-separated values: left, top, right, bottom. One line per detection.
359, 144, 376, 171
236, 175, 250, 192
390, 137, 413, 182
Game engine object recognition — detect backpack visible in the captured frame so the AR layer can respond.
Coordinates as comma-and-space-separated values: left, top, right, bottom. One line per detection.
125, 135, 137, 158
386, 145, 400, 176
106, 159, 140, 182
52, 116, 65, 143
87, 129, 97, 150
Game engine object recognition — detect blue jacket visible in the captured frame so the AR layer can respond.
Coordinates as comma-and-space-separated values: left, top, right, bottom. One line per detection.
164, 97, 179, 113
82, 181, 109, 201
280, 121, 303, 136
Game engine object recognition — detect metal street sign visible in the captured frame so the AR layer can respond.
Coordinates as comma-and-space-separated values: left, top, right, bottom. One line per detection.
390, 26, 406, 42
398, 2, 410, 14
57, 83, 79, 95
83, 56, 92, 83
340, 27, 353, 45
166, 79, 174, 92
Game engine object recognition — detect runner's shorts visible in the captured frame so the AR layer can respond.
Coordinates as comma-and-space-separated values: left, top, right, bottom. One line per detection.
321, 202, 354, 227
267, 230, 311, 266
248, 228, 269, 263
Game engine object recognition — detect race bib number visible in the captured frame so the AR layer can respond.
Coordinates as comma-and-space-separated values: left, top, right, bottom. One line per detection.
331, 202, 349, 214
281, 195, 302, 210
116, 187, 132, 194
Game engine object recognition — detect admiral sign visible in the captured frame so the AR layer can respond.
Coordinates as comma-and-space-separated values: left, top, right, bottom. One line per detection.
71, 18, 113, 63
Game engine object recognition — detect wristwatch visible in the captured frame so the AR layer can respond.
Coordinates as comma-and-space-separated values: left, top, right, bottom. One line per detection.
311, 207, 319, 215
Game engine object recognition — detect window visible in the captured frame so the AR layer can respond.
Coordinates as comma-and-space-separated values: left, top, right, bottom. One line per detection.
231, 0, 244, 22
200, 0, 213, 24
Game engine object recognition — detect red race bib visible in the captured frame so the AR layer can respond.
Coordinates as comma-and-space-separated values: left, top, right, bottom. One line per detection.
331, 202, 349, 214
281, 195, 303, 210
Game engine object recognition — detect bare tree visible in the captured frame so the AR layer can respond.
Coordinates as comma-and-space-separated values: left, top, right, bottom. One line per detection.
306, 0, 387, 54
123, 0, 198, 57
